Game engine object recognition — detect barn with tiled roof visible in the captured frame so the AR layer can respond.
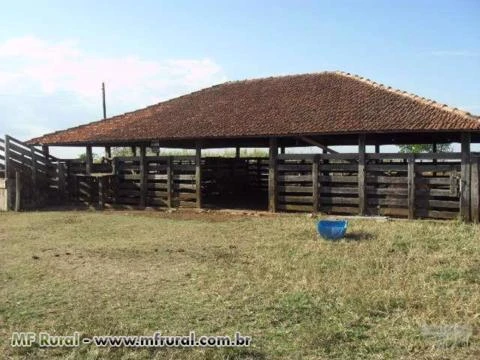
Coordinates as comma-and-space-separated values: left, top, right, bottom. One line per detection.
2, 71, 479, 221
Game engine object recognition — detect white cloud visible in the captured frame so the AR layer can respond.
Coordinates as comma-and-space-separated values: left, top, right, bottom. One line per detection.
0, 36, 227, 140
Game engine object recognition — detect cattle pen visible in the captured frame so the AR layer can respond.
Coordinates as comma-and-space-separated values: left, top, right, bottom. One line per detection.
1, 71, 479, 222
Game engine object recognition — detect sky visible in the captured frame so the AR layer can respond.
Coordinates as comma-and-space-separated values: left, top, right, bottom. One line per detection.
0, 0, 479, 156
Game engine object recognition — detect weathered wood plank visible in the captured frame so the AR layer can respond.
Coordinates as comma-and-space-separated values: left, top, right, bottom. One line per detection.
278, 195, 313, 204
320, 175, 358, 183
408, 157, 415, 219
278, 185, 314, 193
85, 145, 92, 175
268, 138, 278, 212
460, 133, 472, 221
471, 157, 479, 223
139, 146, 147, 207
312, 155, 319, 212
358, 134, 366, 215
195, 142, 202, 208
167, 157, 173, 208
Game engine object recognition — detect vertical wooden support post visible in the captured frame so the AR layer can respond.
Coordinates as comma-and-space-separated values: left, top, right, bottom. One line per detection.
15, 170, 21, 211
57, 162, 66, 203
408, 156, 416, 219
268, 137, 278, 212
460, 133, 471, 222
358, 134, 366, 216
131, 146, 137, 156
98, 177, 105, 209
195, 142, 202, 209
85, 145, 93, 175
139, 145, 147, 208
167, 156, 173, 208
432, 142, 437, 176
5, 136, 11, 210
235, 147, 240, 158
112, 157, 118, 204
42, 145, 49, 158
470, 156, 479, 224
280, 146, 285, 154
375, 145, 380, 154
312, 155, 319, 213
30, 146, 38, 206
105, 146, 111, 158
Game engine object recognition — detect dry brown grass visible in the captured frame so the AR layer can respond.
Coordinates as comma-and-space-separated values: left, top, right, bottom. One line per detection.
0, 210, 479, 359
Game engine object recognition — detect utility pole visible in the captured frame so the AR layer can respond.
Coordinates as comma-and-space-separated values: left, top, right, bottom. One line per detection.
102, 82, 107, 119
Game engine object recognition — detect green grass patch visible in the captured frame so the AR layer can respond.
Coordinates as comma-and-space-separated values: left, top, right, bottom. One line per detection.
0, 211, 479, 359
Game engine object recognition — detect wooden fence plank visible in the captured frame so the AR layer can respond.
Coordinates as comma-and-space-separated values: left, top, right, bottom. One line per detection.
408, 157, 415, 219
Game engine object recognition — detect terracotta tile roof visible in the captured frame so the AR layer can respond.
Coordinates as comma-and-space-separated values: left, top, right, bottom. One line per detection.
28, 71, 480, 145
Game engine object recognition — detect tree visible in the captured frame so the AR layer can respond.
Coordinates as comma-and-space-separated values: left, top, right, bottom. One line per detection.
398, 143, 452, 153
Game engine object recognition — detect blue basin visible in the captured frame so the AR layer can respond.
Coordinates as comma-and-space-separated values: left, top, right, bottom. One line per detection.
317, 220, 348, 240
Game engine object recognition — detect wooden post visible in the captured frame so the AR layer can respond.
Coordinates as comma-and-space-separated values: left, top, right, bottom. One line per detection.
432, 142, 437, 176
131, 146, 137, 156
167, 156, 173, 208
98, 177, 105, 209
5, 136, 11, 210
460, 133, 471, 222
195, 142, 202, 208
471, 156, 479, 224
312, 155, 319, 213
42, 145, 49, 158
235, 147, 240, 158
15, 170, 21, 211
139, 145, 147, 208
85, 145, 93, 175
358, 134, 366, 216
30, 146, 38, 206
105, 146, 111, 158
280, 146, 285, 154
408, 156, 416, 219
268, 137, 278, 212
112, 157, 118, 204
102, 82, 107, 119
375, 145, 380, 154
57, 162, 66, 203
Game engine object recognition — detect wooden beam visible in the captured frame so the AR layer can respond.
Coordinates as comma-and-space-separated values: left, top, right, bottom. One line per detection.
471, 156, 479, 224
131, 146, 137, 156
408, 156, 416, 219
195, 142, 202, 208
298, 136, 338, 154
375, 145, 380, 154
358, 134, 366, 215
312, 155, 319, 213
42, 145, 49, 158
167, 156, 173, 208
58, 162, 66, 203
30, 146, 38, 206
85, 145, 93, 175
139, 145, 147, 208
98, 176, 105, 209
268, 137, 278, 212
235, 146, 240, 158
14, 170, 21, 212
460, 132, 471, 222
105, 146, 111, 158
280, 146, 285, 154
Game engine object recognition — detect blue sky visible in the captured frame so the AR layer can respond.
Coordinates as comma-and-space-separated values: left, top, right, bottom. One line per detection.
0, 0, 479, 155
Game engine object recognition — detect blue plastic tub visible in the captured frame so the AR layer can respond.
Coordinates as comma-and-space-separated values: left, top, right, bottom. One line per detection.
317, 220, 348, 240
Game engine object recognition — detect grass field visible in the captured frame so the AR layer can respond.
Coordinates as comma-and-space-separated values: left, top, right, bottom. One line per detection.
1, 210, 479, 359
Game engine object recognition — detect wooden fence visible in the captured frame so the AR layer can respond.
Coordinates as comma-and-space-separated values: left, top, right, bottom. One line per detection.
2, 135, 57, 210
276, 152, 479, 220
1, 134, 479, 222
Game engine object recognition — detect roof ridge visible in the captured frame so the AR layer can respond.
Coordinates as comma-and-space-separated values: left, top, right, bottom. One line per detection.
333, 71, 480, 122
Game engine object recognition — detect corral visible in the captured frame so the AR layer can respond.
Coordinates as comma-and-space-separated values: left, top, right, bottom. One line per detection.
1, 71, 479, 221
